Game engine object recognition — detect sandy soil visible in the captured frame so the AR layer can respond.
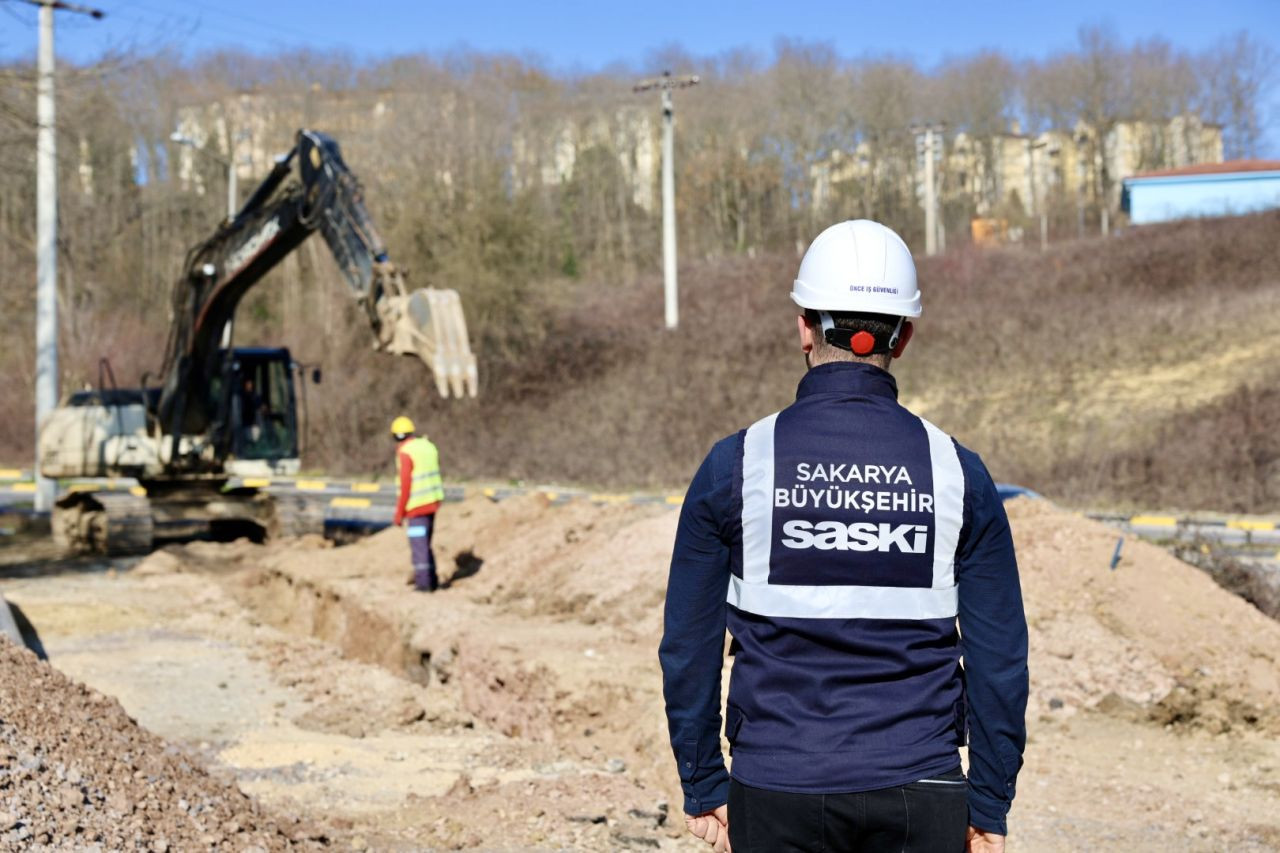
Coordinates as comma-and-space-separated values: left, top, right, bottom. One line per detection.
2, 495, 1279, 851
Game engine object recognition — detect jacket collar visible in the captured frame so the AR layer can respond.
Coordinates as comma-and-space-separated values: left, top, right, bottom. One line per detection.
796, 361, 899, 401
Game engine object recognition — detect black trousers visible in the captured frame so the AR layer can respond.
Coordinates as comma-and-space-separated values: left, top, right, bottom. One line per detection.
727, 766, 968, 853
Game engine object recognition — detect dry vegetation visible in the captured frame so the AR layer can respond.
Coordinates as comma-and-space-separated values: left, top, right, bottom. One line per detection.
411, 209, 1280, 512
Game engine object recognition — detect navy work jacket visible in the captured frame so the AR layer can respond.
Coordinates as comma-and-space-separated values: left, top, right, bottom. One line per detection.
659, 362, 1028, 835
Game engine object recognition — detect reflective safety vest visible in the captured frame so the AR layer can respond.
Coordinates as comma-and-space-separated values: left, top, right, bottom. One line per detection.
400, 437, 444, 510
725, 363, 969, 794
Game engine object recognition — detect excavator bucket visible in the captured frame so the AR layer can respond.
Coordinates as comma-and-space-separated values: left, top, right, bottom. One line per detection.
375, 277, 479, 398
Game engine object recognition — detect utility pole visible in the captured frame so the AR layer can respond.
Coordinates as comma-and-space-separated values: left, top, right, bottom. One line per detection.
1075, 133, 1087, 240
1028, 137, 1048, 251
171, 129, 247, 346
23, 0, 105, 512
912, 124, 944, 256
924, 127, 937, 256
634, 71, 699, 330
1098, 140, 1109, 237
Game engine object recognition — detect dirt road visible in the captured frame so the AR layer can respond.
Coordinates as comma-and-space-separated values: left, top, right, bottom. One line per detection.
2, 495, 1279, 850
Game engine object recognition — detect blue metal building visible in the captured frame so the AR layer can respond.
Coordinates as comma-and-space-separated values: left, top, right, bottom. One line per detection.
1121, 160, 1280, 225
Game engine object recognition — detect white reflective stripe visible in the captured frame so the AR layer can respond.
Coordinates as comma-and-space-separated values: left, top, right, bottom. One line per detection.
733, 410, 963, 621
728, 575, 958, 620
920, 417, 964, 590
740, 412, 779, 585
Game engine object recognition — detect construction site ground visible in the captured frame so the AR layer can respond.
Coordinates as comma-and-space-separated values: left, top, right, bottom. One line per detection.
2, 495, 1280, 851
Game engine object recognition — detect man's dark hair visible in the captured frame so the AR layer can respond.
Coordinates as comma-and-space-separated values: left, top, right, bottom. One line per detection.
804, 309, 902, 366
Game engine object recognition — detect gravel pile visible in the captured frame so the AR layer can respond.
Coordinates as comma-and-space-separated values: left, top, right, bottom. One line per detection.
0, 640, 333, 851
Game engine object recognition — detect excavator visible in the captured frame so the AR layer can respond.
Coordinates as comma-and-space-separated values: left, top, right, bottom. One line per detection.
37, 129, 478, 555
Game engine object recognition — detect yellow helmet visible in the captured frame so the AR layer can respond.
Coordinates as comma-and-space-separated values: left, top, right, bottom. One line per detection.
390, 415, 415, 436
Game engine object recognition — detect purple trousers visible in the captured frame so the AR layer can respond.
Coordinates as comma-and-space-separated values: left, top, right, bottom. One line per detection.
407, 513, 438, 591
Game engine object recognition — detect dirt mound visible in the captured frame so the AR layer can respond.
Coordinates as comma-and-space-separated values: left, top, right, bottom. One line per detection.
1009, 498, 1280, 731
433, 494, 674, 633
242, 493, 1280, 750
0, 640, 334, 851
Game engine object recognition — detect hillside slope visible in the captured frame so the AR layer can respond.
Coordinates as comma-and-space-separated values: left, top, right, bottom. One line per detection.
402, 210, 1277, 511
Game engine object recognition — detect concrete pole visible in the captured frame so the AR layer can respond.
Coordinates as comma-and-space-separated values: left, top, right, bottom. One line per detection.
34, 2, 57, 512
227, 159, 237, 220
1029, 139, 1049, 251
1026, 139, 1037, 248
923, 128, 937, 256
661, 87, 677, 330
222, 148, 237, 349
634, 71, 697, 330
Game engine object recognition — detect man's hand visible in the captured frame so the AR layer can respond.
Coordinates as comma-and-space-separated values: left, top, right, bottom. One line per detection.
966, 826, 1005, 852
393, 513, 404, 527
685, 804, 731, 852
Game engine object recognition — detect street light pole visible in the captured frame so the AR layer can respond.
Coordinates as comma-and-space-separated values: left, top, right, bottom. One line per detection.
23, 0, 105, 512
169, 131, 240, 219
634, 71, 699, 330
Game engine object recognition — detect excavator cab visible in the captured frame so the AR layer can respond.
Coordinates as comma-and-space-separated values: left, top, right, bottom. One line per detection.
214, 348, 300, 468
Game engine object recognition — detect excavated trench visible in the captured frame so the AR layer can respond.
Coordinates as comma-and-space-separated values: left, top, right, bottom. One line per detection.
221, 556, 578, 745
233, 566, 427, 679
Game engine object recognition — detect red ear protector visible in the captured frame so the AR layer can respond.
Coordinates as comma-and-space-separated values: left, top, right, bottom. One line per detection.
819, 312, 906, 357
849, 331, 877, 355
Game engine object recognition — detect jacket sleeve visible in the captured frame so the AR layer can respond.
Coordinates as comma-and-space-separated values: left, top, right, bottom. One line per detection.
659, 439, 735, 816
955, 447, 1029, 836
394, 450, 412, 522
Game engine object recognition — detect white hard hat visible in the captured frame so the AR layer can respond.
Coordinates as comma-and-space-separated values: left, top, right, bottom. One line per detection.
791, 220, 921, 317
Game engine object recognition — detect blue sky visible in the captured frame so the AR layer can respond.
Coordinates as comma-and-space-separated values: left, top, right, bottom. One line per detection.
2, 0, 1278, 148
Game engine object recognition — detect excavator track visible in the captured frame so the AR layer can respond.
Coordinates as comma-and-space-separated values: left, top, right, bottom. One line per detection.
269, 493, 327, 539
52, 491, 154, 556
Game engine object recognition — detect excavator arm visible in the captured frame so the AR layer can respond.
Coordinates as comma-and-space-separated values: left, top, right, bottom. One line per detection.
156, 129, 477, 441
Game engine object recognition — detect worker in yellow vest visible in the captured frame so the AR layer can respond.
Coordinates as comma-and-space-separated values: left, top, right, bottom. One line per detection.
390, 416, 445, 592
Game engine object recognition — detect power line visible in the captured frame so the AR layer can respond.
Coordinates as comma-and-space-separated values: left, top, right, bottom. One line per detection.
180, 0, 341, 46
118, 0, 351, 51
0, 2, 38, 28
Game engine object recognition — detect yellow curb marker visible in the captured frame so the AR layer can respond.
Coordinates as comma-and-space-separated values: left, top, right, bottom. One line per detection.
1227, 519, 1276, 532
241, 478, 271, 488
1129, 515, 1177, 527
330, 497, 371, 508
352, 482, 381, 493
295, 480, 327, 491
11, 482, 36, 493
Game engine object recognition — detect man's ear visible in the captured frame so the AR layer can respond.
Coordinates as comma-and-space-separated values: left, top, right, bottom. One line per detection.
797, 314, 815, 355
891, 321, 914, 359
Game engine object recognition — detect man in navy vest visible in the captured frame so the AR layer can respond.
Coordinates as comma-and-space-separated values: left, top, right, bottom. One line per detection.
660, 220, 1028, 852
